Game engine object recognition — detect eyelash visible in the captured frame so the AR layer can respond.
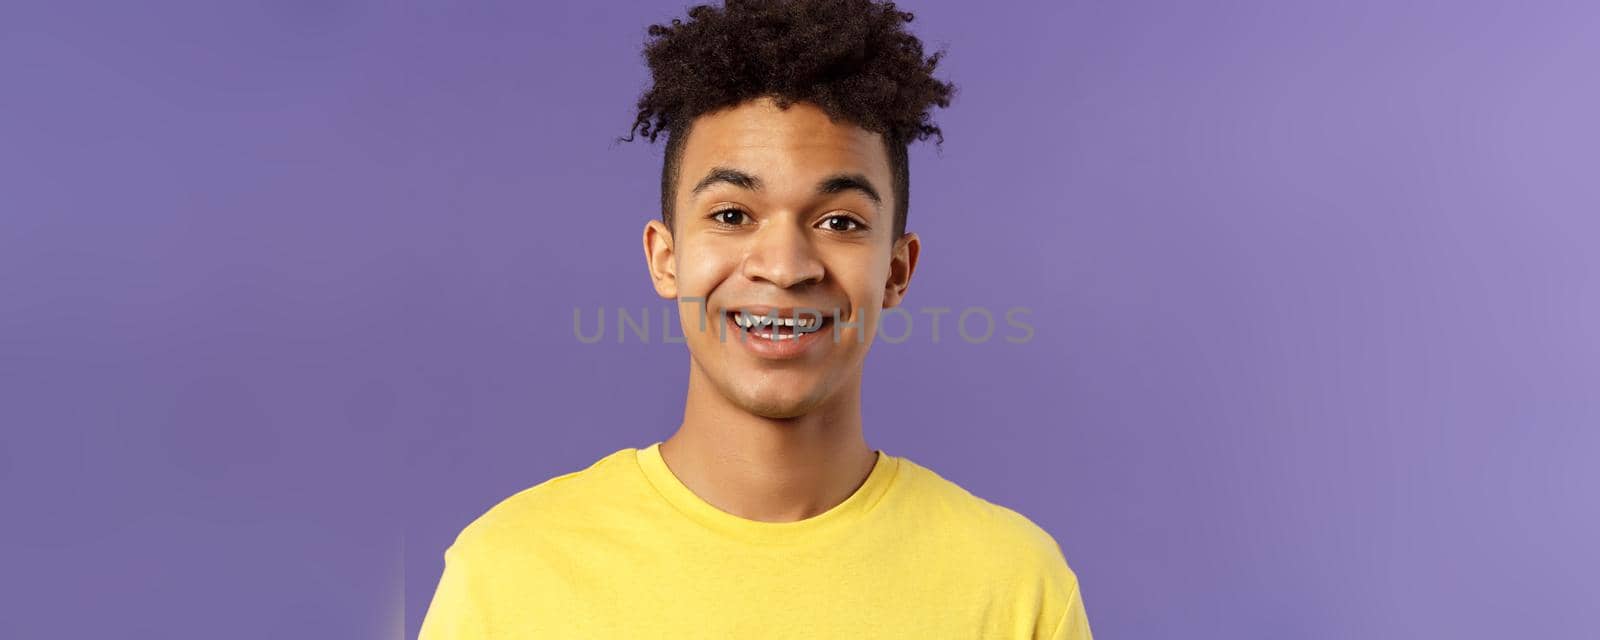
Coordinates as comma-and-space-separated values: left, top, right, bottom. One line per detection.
710, 208, 748, 226
707, 209, 868, 233
820, 215, 865, 232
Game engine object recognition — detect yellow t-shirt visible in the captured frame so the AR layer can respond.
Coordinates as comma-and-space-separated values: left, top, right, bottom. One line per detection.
419, 443, 1092, 639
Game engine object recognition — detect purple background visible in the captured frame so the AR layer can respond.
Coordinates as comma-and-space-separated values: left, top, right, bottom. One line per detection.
3, 1, 1597, 638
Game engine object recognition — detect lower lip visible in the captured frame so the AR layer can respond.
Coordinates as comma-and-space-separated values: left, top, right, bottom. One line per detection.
722, 314, 834, 360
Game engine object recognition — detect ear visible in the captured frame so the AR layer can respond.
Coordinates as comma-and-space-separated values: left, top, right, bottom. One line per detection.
882, 231, 920, 309
643, 218, 678, 299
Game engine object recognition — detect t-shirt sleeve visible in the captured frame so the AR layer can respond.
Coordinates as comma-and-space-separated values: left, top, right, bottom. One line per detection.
1048, 582, 1093, 640
417, 542, 491, 640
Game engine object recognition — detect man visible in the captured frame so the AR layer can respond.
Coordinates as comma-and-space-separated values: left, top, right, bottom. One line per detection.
419, 1, 1092, 637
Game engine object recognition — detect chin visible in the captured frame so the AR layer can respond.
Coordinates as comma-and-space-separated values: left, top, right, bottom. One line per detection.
728, 382, 830, 420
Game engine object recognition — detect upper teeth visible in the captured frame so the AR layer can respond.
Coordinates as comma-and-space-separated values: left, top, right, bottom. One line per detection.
733, 312, 822, 332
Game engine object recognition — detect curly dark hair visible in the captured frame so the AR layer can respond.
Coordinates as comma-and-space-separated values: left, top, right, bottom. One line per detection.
623, 0, 955, 238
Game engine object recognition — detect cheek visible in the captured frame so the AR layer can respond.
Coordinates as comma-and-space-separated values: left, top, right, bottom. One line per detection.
673, 243, 740, 294
838, 253, 893, 305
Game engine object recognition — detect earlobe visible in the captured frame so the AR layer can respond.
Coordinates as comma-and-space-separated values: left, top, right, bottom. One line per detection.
883, 232, 920, 308
643, 219, 678, 299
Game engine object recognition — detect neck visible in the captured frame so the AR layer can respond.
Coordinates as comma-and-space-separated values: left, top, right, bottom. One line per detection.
659, 361, 877, 523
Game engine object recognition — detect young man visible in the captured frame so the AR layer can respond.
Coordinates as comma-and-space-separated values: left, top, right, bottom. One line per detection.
419, 1, 1091, 638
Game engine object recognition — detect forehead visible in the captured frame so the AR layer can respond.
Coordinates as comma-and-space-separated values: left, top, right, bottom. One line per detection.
676, 98, 891, 198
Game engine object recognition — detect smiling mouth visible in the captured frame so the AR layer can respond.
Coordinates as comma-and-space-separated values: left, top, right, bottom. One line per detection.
726, 310, 831, 341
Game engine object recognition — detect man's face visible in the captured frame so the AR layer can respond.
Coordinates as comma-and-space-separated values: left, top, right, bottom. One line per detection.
644, 97, 919, 419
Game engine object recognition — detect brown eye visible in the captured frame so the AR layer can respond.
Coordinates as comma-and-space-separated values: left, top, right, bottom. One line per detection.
712, 209, 748, 225
821, 215, 861, 232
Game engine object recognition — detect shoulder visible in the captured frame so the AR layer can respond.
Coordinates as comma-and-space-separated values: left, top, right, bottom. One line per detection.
894, 456, 1081, 583
894, 456, 1088, 633
447, 446, 639, 557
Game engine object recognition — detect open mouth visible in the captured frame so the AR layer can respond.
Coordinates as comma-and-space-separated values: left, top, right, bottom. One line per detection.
726, 309, 831, 341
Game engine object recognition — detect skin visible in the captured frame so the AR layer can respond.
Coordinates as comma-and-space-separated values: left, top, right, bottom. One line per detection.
642, 96, 921, 523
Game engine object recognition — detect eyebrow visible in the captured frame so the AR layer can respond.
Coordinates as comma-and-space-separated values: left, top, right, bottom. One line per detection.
815, 173, 882, 208
690, 167, 763, 196
689, 166, 883, 209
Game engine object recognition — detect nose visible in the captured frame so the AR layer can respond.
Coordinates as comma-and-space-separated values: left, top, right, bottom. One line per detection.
740, 218, 825, 288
